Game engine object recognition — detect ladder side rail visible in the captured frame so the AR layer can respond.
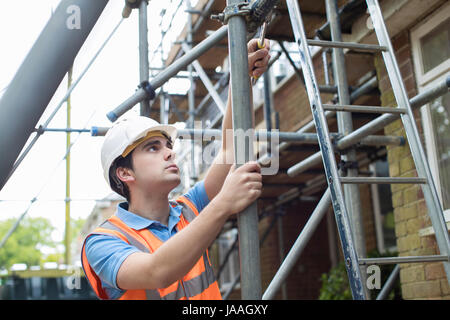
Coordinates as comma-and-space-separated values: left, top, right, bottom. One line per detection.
285, 0, 366, 299
366, 0, 450, 283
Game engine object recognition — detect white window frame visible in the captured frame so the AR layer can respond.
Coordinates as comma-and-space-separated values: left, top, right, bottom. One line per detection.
411, 1, 450, 220
410, 2, 450, 87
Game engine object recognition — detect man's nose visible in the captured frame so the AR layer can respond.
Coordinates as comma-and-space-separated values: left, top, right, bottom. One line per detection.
164, 147, 176, 161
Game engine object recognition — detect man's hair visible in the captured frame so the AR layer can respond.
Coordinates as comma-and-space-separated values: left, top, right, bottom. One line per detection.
109, 152, 133, 202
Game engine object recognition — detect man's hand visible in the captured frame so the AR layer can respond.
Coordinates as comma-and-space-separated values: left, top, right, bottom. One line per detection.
212, 161, 262, 216
247, 38, 271, 78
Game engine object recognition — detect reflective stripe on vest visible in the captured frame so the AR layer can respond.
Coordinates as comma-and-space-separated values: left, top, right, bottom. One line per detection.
81, 196, 222, 300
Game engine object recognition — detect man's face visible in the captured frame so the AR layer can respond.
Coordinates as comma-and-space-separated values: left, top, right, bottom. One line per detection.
130, 135, 181, 194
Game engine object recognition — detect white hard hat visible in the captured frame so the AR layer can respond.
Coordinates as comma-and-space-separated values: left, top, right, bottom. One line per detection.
101, 116, 177, 187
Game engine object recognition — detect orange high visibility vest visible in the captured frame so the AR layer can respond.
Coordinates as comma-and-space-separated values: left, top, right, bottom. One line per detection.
81, 196, 222, 300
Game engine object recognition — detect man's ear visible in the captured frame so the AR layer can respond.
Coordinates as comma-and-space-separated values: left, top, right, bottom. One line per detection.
116, 167, 135, 183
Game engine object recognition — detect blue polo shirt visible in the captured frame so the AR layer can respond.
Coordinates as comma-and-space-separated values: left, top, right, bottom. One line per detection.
84, 181, 210, 299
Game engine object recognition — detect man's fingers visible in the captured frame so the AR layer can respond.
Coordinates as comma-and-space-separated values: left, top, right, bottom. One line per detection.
252, 55, 271, 77
248, 39, 270, 53
247, 38, 259, 52
235, 161, 261, 174
243, 161, 261, 173
247, 172, 262, 183
248, 49, 268, 68
256, 54, 270, 67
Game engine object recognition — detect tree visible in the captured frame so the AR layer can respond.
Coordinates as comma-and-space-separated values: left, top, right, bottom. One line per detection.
0, 217, 56, 270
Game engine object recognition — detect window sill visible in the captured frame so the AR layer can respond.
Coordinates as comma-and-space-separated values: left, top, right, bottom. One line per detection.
418, 210, 450, 237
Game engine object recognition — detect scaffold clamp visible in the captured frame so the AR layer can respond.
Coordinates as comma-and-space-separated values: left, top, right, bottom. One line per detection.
210, 2, 251, 25
138, 80, 155, 101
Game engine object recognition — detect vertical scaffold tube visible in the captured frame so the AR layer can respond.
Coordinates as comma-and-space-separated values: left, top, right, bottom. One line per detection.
227, 0, 262, 300
139, 0, 150, 116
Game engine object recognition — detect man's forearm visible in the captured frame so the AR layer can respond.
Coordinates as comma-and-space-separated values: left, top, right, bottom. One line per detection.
221, 86, 233, 152
118, 198, 230, 290
221, 79, 254, 152
148, 198, 229, 286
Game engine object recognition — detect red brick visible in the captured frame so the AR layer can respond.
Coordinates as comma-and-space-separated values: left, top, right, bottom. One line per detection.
393, 31, 410, 52
425, 263, 445, 280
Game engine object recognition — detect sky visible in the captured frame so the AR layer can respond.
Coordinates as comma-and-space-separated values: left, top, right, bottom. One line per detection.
0, 0, 197, 253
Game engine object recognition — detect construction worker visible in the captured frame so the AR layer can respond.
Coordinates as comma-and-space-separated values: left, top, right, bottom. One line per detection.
81, 38, 271, 300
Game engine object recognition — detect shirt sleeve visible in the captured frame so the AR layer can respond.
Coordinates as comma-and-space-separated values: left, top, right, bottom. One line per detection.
182, 180, 210, 213
84, 233, 140, 293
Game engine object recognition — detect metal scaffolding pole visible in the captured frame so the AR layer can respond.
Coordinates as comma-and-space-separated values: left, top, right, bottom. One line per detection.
227, 0, 262, 299
139, 0, 150, 116
276, 209, 287, 299
287, 76, 450, 176
258, 74, 378, 166
107, 25, 228, 122
263, 68, 273, 148
223, 211, 283, 300
91, 127, 404, 148
325, 0, 367, 296
0, 0, 108, 190
64, 66, 72, 266
186, 0, 197, 186
376, 265, 400, 300
181, 42, 226, 115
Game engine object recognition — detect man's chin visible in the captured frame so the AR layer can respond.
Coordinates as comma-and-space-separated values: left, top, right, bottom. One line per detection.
167, 176, 181, 187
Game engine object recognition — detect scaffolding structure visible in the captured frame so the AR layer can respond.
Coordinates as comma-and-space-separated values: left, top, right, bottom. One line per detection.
0, 0, 449, 300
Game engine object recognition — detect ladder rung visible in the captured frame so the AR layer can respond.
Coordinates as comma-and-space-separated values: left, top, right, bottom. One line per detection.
322, 104, 407, 114
307, 39, 387, 52
359, 255, 449, 266
340, 177, 427, 184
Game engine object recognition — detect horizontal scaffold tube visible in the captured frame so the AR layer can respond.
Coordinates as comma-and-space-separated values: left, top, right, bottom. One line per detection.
287, 76, 450, 177
106, 26, 229, 122
90, 127, 404, 146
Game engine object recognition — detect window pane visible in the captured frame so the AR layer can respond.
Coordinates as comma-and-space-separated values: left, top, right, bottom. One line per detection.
429, 91, 450, 209
420, 18, 450, 73
375, 161, 396, 250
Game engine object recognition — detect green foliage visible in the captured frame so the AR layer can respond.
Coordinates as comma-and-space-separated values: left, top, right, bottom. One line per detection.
0, 217, 56, 270
319, 261, 352, 300
319, 249, 402, 300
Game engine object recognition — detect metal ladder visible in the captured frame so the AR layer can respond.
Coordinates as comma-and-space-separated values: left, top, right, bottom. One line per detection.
285, 0, 450, 299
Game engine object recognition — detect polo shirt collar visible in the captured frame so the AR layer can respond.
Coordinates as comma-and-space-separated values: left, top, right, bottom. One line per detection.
116, 201, 182, 230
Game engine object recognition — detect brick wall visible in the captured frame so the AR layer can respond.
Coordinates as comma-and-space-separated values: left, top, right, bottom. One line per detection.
255, 52, 332, 133
374, 30, 449, 299
259, 199, 332, 299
